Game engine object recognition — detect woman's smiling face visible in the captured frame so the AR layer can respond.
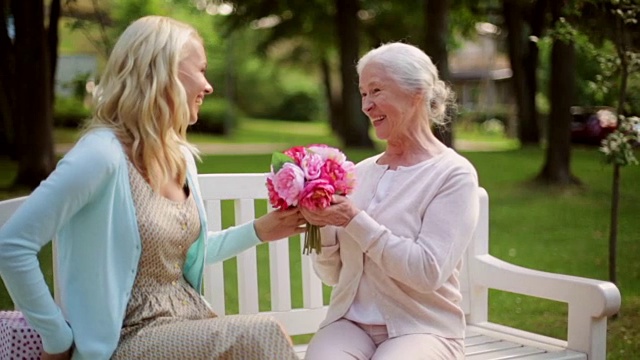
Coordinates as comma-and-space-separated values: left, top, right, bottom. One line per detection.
359, 62, 418, 141
178, 37, 213, 125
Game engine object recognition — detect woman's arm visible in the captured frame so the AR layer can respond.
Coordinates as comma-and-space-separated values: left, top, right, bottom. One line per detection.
203, 209, 306, 264
346, 172, 479, 293
0, 135, 118, 354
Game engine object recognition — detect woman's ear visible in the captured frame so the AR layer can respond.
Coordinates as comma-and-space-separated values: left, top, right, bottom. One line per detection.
412, 90, 425, 107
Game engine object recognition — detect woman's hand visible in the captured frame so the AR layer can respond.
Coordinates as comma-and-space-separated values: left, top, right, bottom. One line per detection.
300, 195, 360, 227
254, 208, 306, 242
41, 347, 72, 360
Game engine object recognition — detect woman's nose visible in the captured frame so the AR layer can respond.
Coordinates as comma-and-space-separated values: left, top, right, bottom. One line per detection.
204, 82, 213, 94
362, 98, 374, 113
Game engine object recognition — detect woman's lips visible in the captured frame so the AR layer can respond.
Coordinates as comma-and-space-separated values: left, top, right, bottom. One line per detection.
371, 115, 385, 126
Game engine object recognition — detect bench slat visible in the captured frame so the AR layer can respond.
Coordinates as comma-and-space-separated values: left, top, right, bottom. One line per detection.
0, 197, 26, 228
466, 346, 545, 359
267, 307, 328, 336
465, 325, 586, 360
198, 174, 268, 199
203, 199, 226, 315
466, 335, 503, 346
269, 239, 292, 312
293, 345, 308, 359
236, 199, 259, 314
465, 329, 483, 338
465, 341, 524, 355
204, 262, 225, 315
513, 351, 586, 360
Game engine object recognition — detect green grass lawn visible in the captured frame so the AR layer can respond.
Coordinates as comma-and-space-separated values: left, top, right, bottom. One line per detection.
1, 120, 639, 358
54, 117, 519, 150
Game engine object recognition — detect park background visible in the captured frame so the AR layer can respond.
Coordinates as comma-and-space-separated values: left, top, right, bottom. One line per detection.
0, 0, 639, 358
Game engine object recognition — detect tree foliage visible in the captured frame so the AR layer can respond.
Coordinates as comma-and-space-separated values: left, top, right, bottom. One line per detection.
218, 0, 487, 147
584, 0, 640, 287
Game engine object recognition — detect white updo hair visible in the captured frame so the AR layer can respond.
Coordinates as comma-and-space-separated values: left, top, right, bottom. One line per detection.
356, 42, 454, 126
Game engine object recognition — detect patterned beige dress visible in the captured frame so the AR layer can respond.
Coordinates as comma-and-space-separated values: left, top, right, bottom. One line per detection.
111, 161, 298, 360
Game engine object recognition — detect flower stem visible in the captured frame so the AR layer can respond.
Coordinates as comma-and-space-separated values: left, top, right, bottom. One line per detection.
303, 223, 322, 255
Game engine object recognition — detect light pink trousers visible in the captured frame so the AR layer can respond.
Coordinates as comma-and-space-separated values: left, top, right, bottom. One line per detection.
304, 319, 464, 360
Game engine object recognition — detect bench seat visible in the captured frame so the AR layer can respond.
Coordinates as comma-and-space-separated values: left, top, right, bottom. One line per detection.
290, 324, 586, 359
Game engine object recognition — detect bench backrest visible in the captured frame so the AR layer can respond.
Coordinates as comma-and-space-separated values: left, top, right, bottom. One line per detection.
0, 174, 489, 336
197, 173, 328, 335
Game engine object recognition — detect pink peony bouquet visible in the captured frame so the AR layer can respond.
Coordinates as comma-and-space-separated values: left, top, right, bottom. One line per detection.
266, 145, 356, 255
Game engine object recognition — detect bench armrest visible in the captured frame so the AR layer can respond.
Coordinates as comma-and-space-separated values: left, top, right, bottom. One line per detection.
473, 254, 620, 318
470, 253, 621, 357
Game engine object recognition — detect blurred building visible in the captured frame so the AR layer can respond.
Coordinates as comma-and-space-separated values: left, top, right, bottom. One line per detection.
55, 54, 97, 98
448, 22, 515, 135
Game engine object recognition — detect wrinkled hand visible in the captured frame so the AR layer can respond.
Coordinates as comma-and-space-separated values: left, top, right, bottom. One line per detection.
254, 208, 306, 242
300, 195, 360, 227
41, 347, 72, 360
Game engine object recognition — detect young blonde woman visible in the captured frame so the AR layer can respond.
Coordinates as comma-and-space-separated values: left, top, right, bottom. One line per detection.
301, 42, 480, 360
0, 16, 302, 360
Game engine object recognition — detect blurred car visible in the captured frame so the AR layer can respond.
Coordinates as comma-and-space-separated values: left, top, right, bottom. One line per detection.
570, 106, 617, 145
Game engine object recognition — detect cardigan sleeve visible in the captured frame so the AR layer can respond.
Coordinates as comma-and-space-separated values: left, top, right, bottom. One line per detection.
204, 223, 261, 263
180, 147, 262, 264
0, 133, 120, 354
311, 226, 342, 286
344, 170, 479, 293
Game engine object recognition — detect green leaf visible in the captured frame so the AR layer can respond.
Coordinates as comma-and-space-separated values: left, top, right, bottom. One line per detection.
271, 152, 294, 173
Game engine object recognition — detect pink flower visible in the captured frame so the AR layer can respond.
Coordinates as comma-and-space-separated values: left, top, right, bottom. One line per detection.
319, 159, 353, 194
335, 160, 356, 194
300, 153, 324, 180
283, 146, 307, 165
308, 145, 346, 164
266, 177, 289, 209
270, 163, 305, 207
299, 179, 335, 210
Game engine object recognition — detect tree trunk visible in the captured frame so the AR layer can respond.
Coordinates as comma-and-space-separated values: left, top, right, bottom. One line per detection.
503, 0, 542, 146
11, 0, 56, 189
522, 0, 547, 144
608, 13, 630, 288
49, 0, 60, 98
320, 56, 344, 136
423, 0, 453, 147
335, 0, 373, 148
608, 163, 619, 285
0, 0, 16, 158
535, 1, 580, 186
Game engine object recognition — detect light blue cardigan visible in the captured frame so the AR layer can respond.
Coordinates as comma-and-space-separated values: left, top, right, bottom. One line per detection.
0, 129, 261, 359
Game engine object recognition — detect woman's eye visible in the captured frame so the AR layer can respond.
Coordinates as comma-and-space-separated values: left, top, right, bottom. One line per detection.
372, 88, 380, 94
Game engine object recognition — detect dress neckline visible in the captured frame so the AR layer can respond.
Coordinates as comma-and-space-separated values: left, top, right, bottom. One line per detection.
126, 160, 191, 205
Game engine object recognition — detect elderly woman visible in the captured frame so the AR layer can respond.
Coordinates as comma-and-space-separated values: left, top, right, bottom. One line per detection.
301, 42, 480, 360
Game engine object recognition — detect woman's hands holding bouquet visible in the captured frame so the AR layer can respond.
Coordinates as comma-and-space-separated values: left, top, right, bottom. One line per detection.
254, 208, 306, 242
265, 144, 356, 254
299, 195, 360, 228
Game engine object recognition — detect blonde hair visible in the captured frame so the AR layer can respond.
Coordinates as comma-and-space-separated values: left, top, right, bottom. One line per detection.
85, 16, 201, 190
357, 42, 455, 143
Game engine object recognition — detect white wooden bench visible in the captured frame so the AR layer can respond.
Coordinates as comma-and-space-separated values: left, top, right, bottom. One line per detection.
0, 173, 622, 359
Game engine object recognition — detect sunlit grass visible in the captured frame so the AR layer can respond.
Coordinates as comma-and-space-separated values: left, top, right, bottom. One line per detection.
56, 117, 516, 152
192, 118, 340, 147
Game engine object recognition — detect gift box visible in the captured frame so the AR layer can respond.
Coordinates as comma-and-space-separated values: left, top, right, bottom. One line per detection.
0, 310, 42, 360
